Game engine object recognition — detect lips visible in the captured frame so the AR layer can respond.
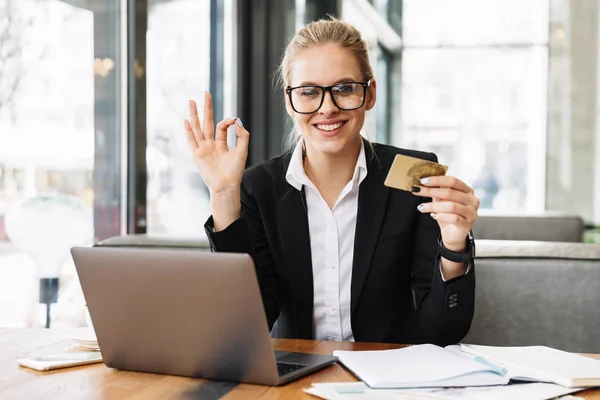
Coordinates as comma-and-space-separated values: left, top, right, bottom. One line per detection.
315, 121, 344, 131
312, 120, 348, 135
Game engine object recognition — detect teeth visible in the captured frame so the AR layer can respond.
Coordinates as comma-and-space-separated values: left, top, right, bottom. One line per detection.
316, 122, 343, 131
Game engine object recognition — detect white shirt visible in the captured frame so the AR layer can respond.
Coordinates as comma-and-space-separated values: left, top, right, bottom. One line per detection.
285, 140, 367, 342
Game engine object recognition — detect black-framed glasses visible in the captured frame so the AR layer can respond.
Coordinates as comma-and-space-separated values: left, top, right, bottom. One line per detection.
285, 79, 371, 114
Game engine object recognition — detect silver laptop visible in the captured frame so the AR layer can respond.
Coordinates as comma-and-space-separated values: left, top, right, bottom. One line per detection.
71, 246, 337, 385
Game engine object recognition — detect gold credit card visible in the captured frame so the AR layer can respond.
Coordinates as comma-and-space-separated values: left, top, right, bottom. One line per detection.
384, 154, 448, 191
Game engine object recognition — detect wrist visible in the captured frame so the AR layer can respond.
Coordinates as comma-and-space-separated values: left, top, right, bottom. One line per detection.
209, 185, 240, 199
442, 238, 467, 253
438, 232, 475, 264
210, 188, 241, 231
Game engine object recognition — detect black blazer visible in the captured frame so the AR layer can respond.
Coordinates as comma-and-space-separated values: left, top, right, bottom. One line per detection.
205, 141, 475, 346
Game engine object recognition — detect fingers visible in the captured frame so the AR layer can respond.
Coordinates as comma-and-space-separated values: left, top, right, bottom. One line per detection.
188, 100, 205, 142
212, 117, 250, 154
430, 213, 472, 232
184, 119, 198, 150
417, 201, 477, 223
421, 175, 473, 194
215, 117, 238, 141
412, 175, 480, 209
203, 92, 215, 142
413, 186, 479, 209
232, 118, 250, 154
214, 117, 238, 150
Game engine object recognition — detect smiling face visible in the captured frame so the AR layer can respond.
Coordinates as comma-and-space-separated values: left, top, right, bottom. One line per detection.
285, 43, 376, 157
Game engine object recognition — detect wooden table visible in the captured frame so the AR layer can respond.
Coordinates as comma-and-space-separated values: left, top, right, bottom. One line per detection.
1, 328, 599, 399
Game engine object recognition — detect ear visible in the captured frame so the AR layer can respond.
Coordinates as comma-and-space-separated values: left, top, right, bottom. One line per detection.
365, 78, 377, 111
284, 90, 295, 118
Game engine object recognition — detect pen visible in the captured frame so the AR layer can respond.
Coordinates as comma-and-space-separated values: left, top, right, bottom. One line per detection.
475, 356, 507, 375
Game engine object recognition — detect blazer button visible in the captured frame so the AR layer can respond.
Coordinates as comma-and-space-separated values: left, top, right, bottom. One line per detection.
448, 293, 458, 308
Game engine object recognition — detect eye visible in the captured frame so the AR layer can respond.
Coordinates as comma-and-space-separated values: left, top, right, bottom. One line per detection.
332, 83, 357, 95
298, 87, 320, 97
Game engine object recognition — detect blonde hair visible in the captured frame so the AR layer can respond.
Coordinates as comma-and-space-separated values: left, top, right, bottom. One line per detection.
277, 17, 374, 150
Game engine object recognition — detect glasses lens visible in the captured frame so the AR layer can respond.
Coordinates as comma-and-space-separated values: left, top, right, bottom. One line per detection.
290, 86, 324, 113
332, 83, 364, 110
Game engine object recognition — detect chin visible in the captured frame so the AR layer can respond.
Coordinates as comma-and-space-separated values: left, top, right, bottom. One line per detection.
301, 122, 362, 155
314, 143, 345, 156
310, 135, 356, 156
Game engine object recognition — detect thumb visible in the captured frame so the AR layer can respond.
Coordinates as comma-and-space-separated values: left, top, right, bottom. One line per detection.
233, 118, 250, 153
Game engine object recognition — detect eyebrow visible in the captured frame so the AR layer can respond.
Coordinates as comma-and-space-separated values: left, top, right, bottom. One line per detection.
296, 78, 362, 86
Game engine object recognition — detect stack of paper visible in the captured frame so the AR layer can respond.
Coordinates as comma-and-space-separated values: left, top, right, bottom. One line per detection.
304, 382, 584, 400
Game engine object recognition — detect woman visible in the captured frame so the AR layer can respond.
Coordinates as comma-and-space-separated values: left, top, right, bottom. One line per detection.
184, 18, 479, 346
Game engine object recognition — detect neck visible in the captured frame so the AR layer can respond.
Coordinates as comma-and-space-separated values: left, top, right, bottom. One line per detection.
303, 137, 362, 189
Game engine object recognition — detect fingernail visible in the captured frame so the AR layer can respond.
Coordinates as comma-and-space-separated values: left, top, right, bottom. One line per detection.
417, 204, 425, 212
236, 118, 244, 128
421, 177, 430, 185
411, 186, 421, 193
430, 213, 437, 219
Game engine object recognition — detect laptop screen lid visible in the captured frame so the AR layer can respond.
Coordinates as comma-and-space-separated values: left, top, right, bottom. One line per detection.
71, 246, 281, 385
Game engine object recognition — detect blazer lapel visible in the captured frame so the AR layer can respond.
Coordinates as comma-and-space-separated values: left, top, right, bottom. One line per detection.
351, 146, 390, 314
276, 177, 314, 339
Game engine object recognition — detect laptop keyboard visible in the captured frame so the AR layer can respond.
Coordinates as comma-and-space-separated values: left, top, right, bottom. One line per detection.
277, 361, 306, 376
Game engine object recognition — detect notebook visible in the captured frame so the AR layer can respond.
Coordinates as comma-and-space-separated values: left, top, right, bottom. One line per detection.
460, 344, 600, 388
333, 344, 510, 389
333, 343, 600, 389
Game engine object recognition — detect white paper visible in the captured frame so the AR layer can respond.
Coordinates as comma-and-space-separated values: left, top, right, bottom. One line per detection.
460, 344, 600, 387
304, 382, 584, 400
333, 344, 509, 388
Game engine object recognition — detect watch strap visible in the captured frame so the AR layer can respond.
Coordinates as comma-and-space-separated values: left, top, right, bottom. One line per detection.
438, 232, 475, 263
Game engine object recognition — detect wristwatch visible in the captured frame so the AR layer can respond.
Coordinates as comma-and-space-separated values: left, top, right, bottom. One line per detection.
438, 231, 475, 263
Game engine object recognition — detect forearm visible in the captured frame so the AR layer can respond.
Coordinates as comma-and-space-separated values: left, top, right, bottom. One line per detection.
440, 238, 467, 280
412, 240, 474, 345
204, 199, 281, 330
415, 263, 475, 345
210, 188, 242, 231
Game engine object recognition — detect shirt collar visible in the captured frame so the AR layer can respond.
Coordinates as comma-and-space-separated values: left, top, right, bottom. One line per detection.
285, 139, 368, 191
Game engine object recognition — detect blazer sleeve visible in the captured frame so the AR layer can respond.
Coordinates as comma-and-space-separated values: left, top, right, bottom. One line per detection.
204, 182, 280, 330
410, 154, 476, 346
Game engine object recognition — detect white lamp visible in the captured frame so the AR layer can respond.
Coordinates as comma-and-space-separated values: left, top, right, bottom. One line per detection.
5, 192, 93, 328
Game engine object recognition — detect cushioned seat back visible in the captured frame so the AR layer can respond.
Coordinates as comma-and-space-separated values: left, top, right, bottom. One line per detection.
472, 214, 585, 242
95, 234, 210, 249
464, 240, 600, 353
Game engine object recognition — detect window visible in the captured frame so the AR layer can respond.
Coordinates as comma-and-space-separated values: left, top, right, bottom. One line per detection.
146, 0, 229, 238
396, 0, 549, 212
0, 0, 122, 327
342, 0, 400, 144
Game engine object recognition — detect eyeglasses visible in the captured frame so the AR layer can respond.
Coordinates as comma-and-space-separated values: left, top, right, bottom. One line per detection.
285, 79, 371, 114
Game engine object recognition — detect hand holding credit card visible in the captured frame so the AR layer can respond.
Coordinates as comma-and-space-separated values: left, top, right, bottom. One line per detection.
384, 154, 448, 191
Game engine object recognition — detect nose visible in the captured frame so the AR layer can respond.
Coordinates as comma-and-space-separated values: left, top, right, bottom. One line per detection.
319, 90, 339, 115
